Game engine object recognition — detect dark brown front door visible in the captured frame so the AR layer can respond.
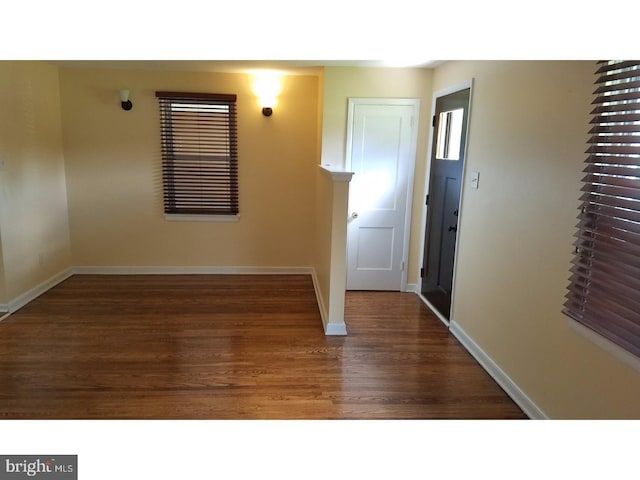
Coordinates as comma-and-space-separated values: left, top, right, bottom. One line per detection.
421, 88, 470, 319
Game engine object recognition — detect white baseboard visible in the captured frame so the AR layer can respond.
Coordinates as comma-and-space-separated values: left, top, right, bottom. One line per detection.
325, 323, 347, 335
449, 320, 547, 420
310, 269, 329, 331
7, 265, 341, 337
404, 283, 417, 293
0, 302, 10, 321
417, 293, 450, 328
307, 269, 346, 335
7, 268, 73, 315
74, 265, 339, 335
72, 266, 314, 275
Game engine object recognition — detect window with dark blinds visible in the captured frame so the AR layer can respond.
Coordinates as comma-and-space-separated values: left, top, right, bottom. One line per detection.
156, 91, 239, 216
563, 60, 640, 358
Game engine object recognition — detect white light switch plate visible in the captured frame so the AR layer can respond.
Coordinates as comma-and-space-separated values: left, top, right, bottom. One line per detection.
470, 170, 479, 189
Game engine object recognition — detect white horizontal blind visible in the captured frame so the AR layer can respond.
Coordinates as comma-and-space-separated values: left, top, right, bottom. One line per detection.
563, 61, 640, 358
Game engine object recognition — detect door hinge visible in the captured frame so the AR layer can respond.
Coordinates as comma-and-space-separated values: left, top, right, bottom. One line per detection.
432, 115, 436, 127
425, 194, 429, 205
420, 267, 425, 278
401, 261, 405, 271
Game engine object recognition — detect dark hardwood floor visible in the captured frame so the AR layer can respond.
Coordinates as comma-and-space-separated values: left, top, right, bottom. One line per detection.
0, 275, 526, 419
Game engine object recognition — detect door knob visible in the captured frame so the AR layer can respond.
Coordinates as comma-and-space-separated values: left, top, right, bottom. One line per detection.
351, 212, 359, 219
448, 225, 457, 232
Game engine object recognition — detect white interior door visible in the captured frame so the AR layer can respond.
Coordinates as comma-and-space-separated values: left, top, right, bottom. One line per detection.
346, 98, 419, 291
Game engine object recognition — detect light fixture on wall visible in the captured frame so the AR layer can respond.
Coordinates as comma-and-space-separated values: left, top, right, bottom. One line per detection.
252, 71, 281, 117
119, 90, 133, 111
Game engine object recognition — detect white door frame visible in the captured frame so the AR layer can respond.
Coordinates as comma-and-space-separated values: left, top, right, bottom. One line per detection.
345, 97, 420, 292
418, 80, 474, 326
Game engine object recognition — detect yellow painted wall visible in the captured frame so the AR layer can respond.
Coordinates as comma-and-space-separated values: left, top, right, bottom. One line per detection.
434, 60, 640, 418
320, 67, 433, 286
59, 67, 319, 268
4, 59, 637, 417
0, 61, 72, 301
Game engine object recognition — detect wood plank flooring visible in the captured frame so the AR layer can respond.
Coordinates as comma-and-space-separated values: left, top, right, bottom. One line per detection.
0, 275, 526, 419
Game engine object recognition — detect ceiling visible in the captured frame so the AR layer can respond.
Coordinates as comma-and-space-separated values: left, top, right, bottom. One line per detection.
51, 59, 441, 76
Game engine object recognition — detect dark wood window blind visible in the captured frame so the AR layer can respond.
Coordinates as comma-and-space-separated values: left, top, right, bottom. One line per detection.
563, 60, 640, 357
156, 91, 238, 215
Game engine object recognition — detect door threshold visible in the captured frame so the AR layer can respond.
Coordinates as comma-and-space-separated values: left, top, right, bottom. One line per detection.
417, 293, 450, 328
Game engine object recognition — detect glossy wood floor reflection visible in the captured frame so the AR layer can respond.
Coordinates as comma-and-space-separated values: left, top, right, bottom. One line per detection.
0, 275, 526, 419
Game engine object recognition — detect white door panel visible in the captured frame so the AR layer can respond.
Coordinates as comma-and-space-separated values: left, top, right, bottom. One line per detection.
356, 227, 395, 270
346, 100, 419, 290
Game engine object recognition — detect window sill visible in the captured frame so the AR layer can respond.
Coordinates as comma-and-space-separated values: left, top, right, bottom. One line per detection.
568, 319, 640, 373
164, 214, 240, 223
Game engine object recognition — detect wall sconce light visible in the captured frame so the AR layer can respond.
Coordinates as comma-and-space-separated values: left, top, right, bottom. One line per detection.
119, 89, 133, 111
252, 72, 281, 117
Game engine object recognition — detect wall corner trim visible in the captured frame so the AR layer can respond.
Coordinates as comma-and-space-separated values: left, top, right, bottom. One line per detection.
310, 268, 347, 336
325, 323, 347, 335
404, 283, 417, 293
7, 268, 73, 315
75, 265, 335, 334
310, 268, 328, 329
318, 164, 354, 182
449, 320, 548, 420
72, 266, 314, 275
7, 265, 343, 337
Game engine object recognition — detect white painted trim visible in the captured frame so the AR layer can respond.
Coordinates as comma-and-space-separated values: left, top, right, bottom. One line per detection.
319, 165, 354, 182
448, 81, 474, 323
3, 266, 332, 335
432, 80, 475, 101
76, 266, 343, 335
345, 97, 421, 293
569, 319, 640, 373
72, 266, 314, 275
325, 323, 347, 335
7, 268, 73, 314
404, 283, 417, 293
449, 320, 547, 420
417, 79, 474, 322
417, 293, 450, 328
164, 214, 240, 222
310, 268, 347, 336
310, 268, 328, 331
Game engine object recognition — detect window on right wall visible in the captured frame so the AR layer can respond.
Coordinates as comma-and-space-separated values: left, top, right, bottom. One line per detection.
563, 60, 640, 358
